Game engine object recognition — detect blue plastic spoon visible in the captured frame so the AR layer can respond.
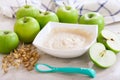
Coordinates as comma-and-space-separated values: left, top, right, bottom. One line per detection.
35, 64, 96, 78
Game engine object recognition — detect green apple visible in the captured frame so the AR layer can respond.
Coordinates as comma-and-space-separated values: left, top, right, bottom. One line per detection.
16, 5, 39, 19
36, 11, 59, 28
14, 17, 40, 43
79, 12, 104, 35
56, 5, 79, 23
0, 31, 19, 54
98, 29, 120, 53
89, 43, 116, 68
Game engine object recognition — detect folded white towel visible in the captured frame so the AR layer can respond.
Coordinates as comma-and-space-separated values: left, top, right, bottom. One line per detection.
43, 0, 120, 25
0, 0, 41, 18
0, 0, 120, 25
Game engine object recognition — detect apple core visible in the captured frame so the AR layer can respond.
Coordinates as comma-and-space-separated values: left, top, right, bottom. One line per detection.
99, 50, 106, 57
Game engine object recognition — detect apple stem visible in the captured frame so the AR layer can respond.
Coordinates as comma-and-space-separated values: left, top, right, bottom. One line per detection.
25, 0, 27, 6
63, 2, 71, 10
4, 31, 9, 34
63, 2, 67, 7
45, 9, 48, 13
39, 11, 42, 14
44, 0, 51, 13
99, 50, 106, 57
23, 17, 27, 23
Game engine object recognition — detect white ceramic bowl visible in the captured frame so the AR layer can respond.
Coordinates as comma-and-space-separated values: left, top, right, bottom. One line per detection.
33, 22, 98, 58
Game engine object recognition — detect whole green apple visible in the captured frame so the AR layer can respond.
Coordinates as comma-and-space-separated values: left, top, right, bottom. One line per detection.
36, 11, 59, 29
0, 31, 19, 54
79, 12, 104, 36
14, 17, 40, 43
16, 5, 39, 19
56, 5, 79, 23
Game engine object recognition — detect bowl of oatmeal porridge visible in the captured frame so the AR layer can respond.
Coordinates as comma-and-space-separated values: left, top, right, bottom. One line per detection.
33, 22, 98, 58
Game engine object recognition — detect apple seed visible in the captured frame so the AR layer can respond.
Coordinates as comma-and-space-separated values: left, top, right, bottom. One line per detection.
99, 50, 106, 57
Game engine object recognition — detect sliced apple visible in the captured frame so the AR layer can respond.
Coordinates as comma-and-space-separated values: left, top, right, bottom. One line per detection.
89, 43, 116, 68
98, 29, 120, 53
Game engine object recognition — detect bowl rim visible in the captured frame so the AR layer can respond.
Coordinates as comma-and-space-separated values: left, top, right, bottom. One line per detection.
33, 22, 98, 52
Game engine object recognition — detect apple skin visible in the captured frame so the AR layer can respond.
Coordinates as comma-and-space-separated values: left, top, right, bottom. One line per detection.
0, 31, 19, 54
16, 5, 39, 19
79, 12, 104, 36
97, 32, 104, 43
14, 17, 40, 43
36, 11, 59, 29
56, 6, 79, 23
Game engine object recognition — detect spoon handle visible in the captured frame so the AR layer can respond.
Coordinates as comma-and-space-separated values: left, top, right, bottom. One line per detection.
54, 67, 96, 78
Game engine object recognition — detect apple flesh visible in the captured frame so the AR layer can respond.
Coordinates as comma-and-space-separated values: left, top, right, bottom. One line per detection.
14, 17, 40, 43
79, 12, 104, 36
56, 6, 79, 23
98, 29, 120, 53
0, 31, 19, 54
36, 11, 59, 29
16, 5, 39, 19
89, 43, 116, 68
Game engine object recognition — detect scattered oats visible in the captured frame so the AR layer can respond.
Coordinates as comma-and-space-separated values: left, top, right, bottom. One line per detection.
2, 43, 41, 73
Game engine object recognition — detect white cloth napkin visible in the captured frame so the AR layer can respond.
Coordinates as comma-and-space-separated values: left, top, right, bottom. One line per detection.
0, 0, 120, 25
0, 0, 41, 18
42, 0, 120, 25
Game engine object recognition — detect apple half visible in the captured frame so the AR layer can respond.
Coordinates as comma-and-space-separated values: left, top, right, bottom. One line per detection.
89, 43, 116, 68
98, 29, 120, 53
